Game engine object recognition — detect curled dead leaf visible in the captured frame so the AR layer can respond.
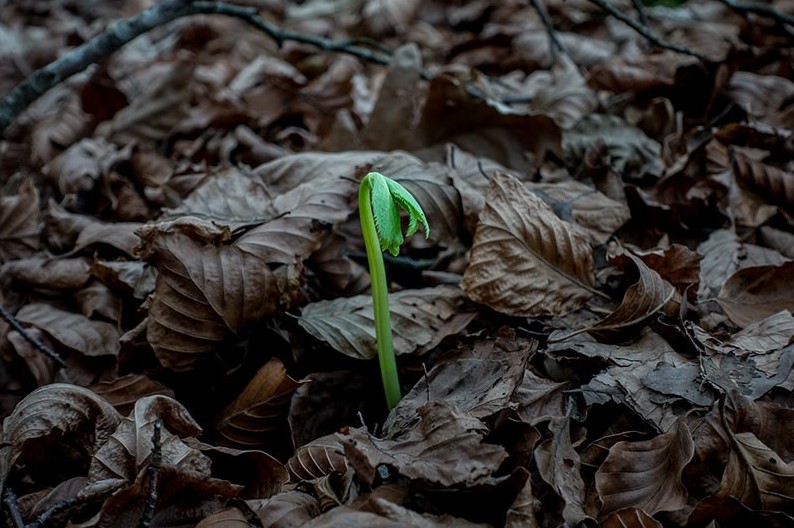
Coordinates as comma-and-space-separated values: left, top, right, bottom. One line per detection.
0, 178, 40, 263
461, 171, 596, 317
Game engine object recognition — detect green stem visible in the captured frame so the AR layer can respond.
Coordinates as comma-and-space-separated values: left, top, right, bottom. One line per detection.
359, 176, 401, 410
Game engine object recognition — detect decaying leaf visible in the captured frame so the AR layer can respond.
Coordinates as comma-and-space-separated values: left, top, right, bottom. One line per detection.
342, 401, 508, 488
287, 433, 348, 483
717, 432, 794, 511
298, 285, 475, 360
596, 420, 694, 517
0, 178, 40, 263
15, 303, 120, 357
215, 358, 302, 448
717, 261, 794, 327
462, 171, 596, 317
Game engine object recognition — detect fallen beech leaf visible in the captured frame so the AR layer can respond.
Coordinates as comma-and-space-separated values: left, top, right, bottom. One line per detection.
298, 285, 475, 360
139, 225, 283, 370
163, 167, 272, 232
15, 303, 119, 357
717, 261, 794, 327
718, 432, 794, 511
249, 491, 321, 526
0, 178, 40, 263
42, 138, 130, 196
529, 55, 599, 128
88, 374, 175, 416
1, 384, 122, 484
635, 244, 701, 300
215, 358, 302, 448
510, 369, 570, 426
596, 420, 694, 516
563, 114, 661, 176
600, 508, 662, 528
461, 171, 596, 317
72, 220, 143, 257
697, 229, 789, 301
287, 433, 348, 482
342, 401, 508, 488
89, 395, 208, 484
1, 256, 92, 291
584, 251, 675, 338
535, 416, 595, 526
196, 507, 249, 527
731, 148, 794, 213
384, 335, 533, 434
725, 71, 794, 124
362, 0, 421, 34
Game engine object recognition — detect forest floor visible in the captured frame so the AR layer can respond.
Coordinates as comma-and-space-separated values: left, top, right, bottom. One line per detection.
2, 0, 794, 526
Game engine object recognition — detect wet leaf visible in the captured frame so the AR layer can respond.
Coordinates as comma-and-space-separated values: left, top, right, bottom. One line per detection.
298, 285, 475, 360
596, 420, 694, 516
461, 171, 595, 317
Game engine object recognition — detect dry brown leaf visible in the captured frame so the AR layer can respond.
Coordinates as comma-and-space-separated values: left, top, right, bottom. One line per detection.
529, 56, 599, 129
534, 416, 595, 526
298, 285, 475, 360
91, 260, 156, 300
138, 223, 283, 370
596, 420, 694, 517
725, 71, 794, 124
510, 369, 570, 426
342, 401, 508, 488
0, 178, 40, 263
584, 251, 676, 338
72, 220, 143, 257
215, 358, 302, 448
717, 432, 794, 511
74, 280, 123, 322
1, 384, 122, 484
361, 0, 421, 35
88, 374, 175, 416
600, 508, 662, 528
88, 395, 208, 484
42, 138, 130, 197
249, 490, 321, 527
15, 303, 119, 357
287, 433, 348, 483
7, 329, 59, 386
384, 335, 533, 434
697, 229, 789, 302
587, 52, 700, 93
563, 114, 661, 177
461, 171, 596, 317
162, 166, 272, 232
1, 256, 92, 291
635, 244, 702, 300
731, 148, 794, 213
196, 507, 250, 527
717, 261, 794, 327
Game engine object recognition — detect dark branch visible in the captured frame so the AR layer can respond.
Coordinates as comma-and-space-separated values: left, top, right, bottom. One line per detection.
716, 0, 794, 26
0, 304, 66, 367
26, 497, 80, 528
630, 0, 648, 27
528, 0, 564, 63
586, 0, 707, 61
2, 488, 25, 528
139, 421, 163, 528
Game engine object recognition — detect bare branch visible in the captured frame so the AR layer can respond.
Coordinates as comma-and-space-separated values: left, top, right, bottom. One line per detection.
586, 0, 707, 61
716, 0, 794, 26
0, 304, 66, 368
2, 488, 25, 528
528, 0, 565, 62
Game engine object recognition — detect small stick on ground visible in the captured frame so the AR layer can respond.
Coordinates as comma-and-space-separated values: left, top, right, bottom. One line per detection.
528, 0, 565, 62
586, 0, 707, 61
139, 421, 163, 528
2, 488, 26, 528
0, 304, 66, 367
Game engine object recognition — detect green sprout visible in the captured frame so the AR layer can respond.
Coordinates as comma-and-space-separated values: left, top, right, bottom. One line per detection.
358, 171, 430, 410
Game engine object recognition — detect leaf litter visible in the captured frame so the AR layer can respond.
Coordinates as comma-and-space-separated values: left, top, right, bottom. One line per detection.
2, 0, 794, 526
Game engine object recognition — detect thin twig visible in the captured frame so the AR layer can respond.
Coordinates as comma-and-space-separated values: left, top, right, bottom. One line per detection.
27, 497, 80, 528
2, 488, 26, 528
0, 304, 66, 367
528, 0, 565, 62
716, 0, 794, 26
0, 0, 196, 134
630, 0, 648, 27
586, 0, 707, 61
139, 421, 163, 528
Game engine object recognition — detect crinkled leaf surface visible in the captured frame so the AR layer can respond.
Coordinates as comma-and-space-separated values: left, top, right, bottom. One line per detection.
341, 401, 508, 488
15, 303, 120, 357
596, 420, 694, 516
298, 285, 475, 360
461, 171, 595, 317
0, 179, 40, 263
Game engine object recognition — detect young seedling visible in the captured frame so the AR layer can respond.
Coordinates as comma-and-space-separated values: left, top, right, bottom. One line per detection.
358, 171, 430, 410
